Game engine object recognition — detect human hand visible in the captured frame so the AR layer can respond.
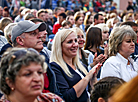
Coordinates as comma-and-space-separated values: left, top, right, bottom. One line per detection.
93, 53, 105, 65
39, 92, 64, 102
88, 63, 102, 80
104, 43, 109, 59
89, 63, 102, 88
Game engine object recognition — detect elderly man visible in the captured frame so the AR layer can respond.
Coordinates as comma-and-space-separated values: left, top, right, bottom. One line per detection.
11, 20, 60, 96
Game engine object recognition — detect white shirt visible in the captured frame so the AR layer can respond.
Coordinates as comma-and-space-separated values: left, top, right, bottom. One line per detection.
100, 53, 138, 82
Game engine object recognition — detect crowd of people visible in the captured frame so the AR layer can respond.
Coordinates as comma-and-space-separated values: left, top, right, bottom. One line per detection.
0, 0, 138, 102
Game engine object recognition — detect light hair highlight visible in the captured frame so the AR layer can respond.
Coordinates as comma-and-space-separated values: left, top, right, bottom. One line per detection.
50, 29, 88, 77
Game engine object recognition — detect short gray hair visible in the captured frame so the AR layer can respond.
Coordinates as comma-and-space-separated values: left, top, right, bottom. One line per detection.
0, 47, 46, 95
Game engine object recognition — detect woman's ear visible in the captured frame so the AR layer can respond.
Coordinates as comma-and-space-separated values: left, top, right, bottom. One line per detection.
5, 77, 15, 90
98, 97, 106, 102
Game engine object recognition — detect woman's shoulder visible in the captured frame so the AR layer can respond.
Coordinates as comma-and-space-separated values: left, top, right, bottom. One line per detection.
104, 55, 121, 65
50, 62, 61, 69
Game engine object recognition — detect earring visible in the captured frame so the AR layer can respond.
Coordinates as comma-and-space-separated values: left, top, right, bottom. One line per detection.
11, 87, 14, 91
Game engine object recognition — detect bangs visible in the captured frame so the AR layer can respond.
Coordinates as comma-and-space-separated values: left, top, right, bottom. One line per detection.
123, 31, 137, 42
103, 27, 109, 32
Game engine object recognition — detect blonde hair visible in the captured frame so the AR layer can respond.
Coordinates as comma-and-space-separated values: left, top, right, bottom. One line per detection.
36, 9, 46, 18
50, 29, 88, 77
109, 25, 136, 56
4, 23, 17, 44
94, 23, 109, 33
71, 27, 85, 37
0, 17, 13, 32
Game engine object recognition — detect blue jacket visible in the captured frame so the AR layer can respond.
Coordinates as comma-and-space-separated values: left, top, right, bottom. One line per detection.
40, 51, 61, 97
50, 62, 88, 102
131, 43, 138, 59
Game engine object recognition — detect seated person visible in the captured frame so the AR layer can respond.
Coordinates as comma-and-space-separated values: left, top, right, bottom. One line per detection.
0, 48, 64, 102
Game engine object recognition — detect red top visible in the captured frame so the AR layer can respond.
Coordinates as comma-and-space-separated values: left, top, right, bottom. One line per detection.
42, 73, 50, 93
52, 23, 61, 34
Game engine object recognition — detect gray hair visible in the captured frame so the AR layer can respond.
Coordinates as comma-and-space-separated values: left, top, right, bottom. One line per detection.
4, 23, 17, 44
109, 25, 137, 56
0, 47, 46, 95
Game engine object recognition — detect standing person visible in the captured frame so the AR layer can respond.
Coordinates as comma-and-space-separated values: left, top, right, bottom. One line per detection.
50, 29, 102, 102
11, 20, 60, 96
0, 48, 64, 102
100, 25, 138, 82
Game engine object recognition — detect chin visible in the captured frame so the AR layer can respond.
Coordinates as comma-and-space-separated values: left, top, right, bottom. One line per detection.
32, 90, 42, 96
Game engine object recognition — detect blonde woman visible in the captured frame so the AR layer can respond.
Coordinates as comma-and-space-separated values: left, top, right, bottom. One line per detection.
71, 27, 88, 67
100, 25, 138, 82
50, 29, 102, 102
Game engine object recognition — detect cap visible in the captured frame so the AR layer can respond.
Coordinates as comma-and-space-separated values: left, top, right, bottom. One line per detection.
11, 20, 46, 42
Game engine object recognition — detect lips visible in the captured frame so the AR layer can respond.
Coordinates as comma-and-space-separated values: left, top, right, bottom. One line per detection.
32, 85, 42, 89
78, 41, 84, 44
37, 41, 43, 44
71, 47, 78, 52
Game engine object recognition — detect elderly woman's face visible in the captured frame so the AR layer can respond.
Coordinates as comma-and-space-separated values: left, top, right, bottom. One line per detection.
119, 36, 135, 58
13, 62, 44, 97
62, 32, 78, 59
77, 32, 85, 48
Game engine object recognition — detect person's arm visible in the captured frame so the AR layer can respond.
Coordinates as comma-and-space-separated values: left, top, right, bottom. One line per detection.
73, 63, 102, 98
51, 62, 102, 101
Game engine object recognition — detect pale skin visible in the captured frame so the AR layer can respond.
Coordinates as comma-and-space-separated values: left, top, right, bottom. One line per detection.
62, 32, 102, 98
77, 32, 106, 65
118, 36, 135, 65
89, 46, 106, 66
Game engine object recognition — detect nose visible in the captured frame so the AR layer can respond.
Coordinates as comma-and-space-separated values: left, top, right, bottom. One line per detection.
32, 72, 42, 82
37, 32, 43, 38
73, 40, 78, 47
45, 31, 48, 35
